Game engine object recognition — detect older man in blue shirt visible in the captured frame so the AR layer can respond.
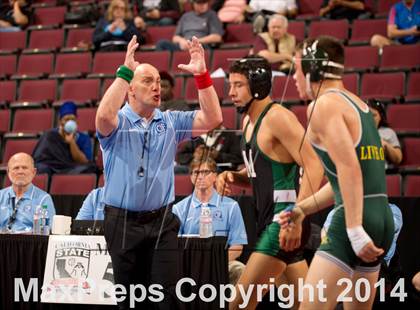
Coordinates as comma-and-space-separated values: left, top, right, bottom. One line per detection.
0, 153, 55, 233
96, 35, 222, 309
173, 156, 248, 284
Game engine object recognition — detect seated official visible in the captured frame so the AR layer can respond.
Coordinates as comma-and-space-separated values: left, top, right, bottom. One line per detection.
76, 187, 105, 220
173, 157, 248, 285
33, 101, 96, 175
0, 153, 55, 233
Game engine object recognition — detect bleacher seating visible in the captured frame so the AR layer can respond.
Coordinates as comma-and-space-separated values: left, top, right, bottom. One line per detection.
0, 0, 418, 199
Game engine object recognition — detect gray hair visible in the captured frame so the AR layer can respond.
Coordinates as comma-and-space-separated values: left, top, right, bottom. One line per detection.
268, 14, 288, 28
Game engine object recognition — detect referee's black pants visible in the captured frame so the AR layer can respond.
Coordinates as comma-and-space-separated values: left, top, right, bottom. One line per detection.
104, 206, 181, 310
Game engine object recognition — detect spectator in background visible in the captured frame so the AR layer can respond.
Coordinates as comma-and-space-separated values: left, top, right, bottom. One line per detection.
177, 127, 243, 171
159, 71, 190, 112
0, 153, 55, 233
156, 0, 224, 51
133, 0, 180, 28
93, 0, 143, 51
371, 0, 420, 48
33, 101, 96, 175
173, 157, 248, 285
367, 99, 403, 167
319, 0, 365, 20
0, 0, 31, 32
249, 0, 298, 33
76, 187, 105, 220
253, 14, 295, 73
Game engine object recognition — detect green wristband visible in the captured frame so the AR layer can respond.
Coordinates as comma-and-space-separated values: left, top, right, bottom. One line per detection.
116, 65, 134, 83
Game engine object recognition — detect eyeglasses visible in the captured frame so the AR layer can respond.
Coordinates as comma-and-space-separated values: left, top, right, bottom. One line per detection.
191, 169, 214, 176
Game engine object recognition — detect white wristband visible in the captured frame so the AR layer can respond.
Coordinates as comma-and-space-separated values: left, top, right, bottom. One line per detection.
346, 226, 372, 255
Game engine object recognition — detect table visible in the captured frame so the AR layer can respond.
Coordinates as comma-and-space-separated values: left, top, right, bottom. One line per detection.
0, 235, 228, 310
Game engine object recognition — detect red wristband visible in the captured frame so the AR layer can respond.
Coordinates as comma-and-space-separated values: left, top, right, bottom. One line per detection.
194, 71, 213, 90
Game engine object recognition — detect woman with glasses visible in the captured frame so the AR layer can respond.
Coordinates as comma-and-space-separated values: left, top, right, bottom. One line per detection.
367, 99, 403, 168
93, 0, 143, 51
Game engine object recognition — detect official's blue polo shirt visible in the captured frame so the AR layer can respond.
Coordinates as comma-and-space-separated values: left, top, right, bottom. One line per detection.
97, 103, 196, 211
173, 190, 248, 246
0, 184, 56, 232
76, 187, 105, 220
388, 0, 420, 44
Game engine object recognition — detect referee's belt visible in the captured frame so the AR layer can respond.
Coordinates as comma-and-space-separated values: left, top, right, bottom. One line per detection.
104, 205, 171, 223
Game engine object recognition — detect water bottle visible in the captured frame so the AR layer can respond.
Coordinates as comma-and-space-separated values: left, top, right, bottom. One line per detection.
40, 205, 50, 236
199, 204, 213, 238
33, 205, 42, 235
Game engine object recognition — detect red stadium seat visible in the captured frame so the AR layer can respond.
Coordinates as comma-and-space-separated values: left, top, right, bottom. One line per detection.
175, 174, 193, 196
77, 107, 97, 133
60, 79, 100, 105
0, 31, 26, 53
288, 21, 305, 42
144, 25, 176, 47
297, 0, 323, 19
0, 81, 16, 104
221, 106, 237, 129
4, 174, 48, 191
89, 52, 125, 77
98, 174, 104, 187
224, 23, 255, 47
0, 110, 11, 134
344, 46, 379, 72
386, 174, 401, 197
16, 80, 57, 105
343, 73, 359, 95
360, 73, 404, 100
96, 148, 103, 171
401, 138, 420, 167
64, 28, 94, 51
1, 139, 38, 165
135, 51, 170, 72
52, 52, 92, 78
308, 19, 349, 41
33, 6, 67, 26
50, 174, 96, 195
13, 54, 54, 79
290, 105, 307, 127
406, 72, 420, 102
211, 48, 249, 73
387, 104, 420, 134
376, 0, 400, 17
272, 76, 300, 102
405, 175, 420, 197
0, 55, 17, 78
349, 19, 387, 44
26, 29, 64, 52
171, 50, 211, 74
380, 45, 420, 71
12, 109, 54, 133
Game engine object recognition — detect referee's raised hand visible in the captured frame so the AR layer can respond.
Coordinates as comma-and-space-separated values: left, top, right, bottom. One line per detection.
124, 35, 140, 72
177, 36, 207, 75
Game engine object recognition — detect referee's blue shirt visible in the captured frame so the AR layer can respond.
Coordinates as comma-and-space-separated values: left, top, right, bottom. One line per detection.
173, 190, 248, 246
97, 103, 197, 211
0, 184, 56, 232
